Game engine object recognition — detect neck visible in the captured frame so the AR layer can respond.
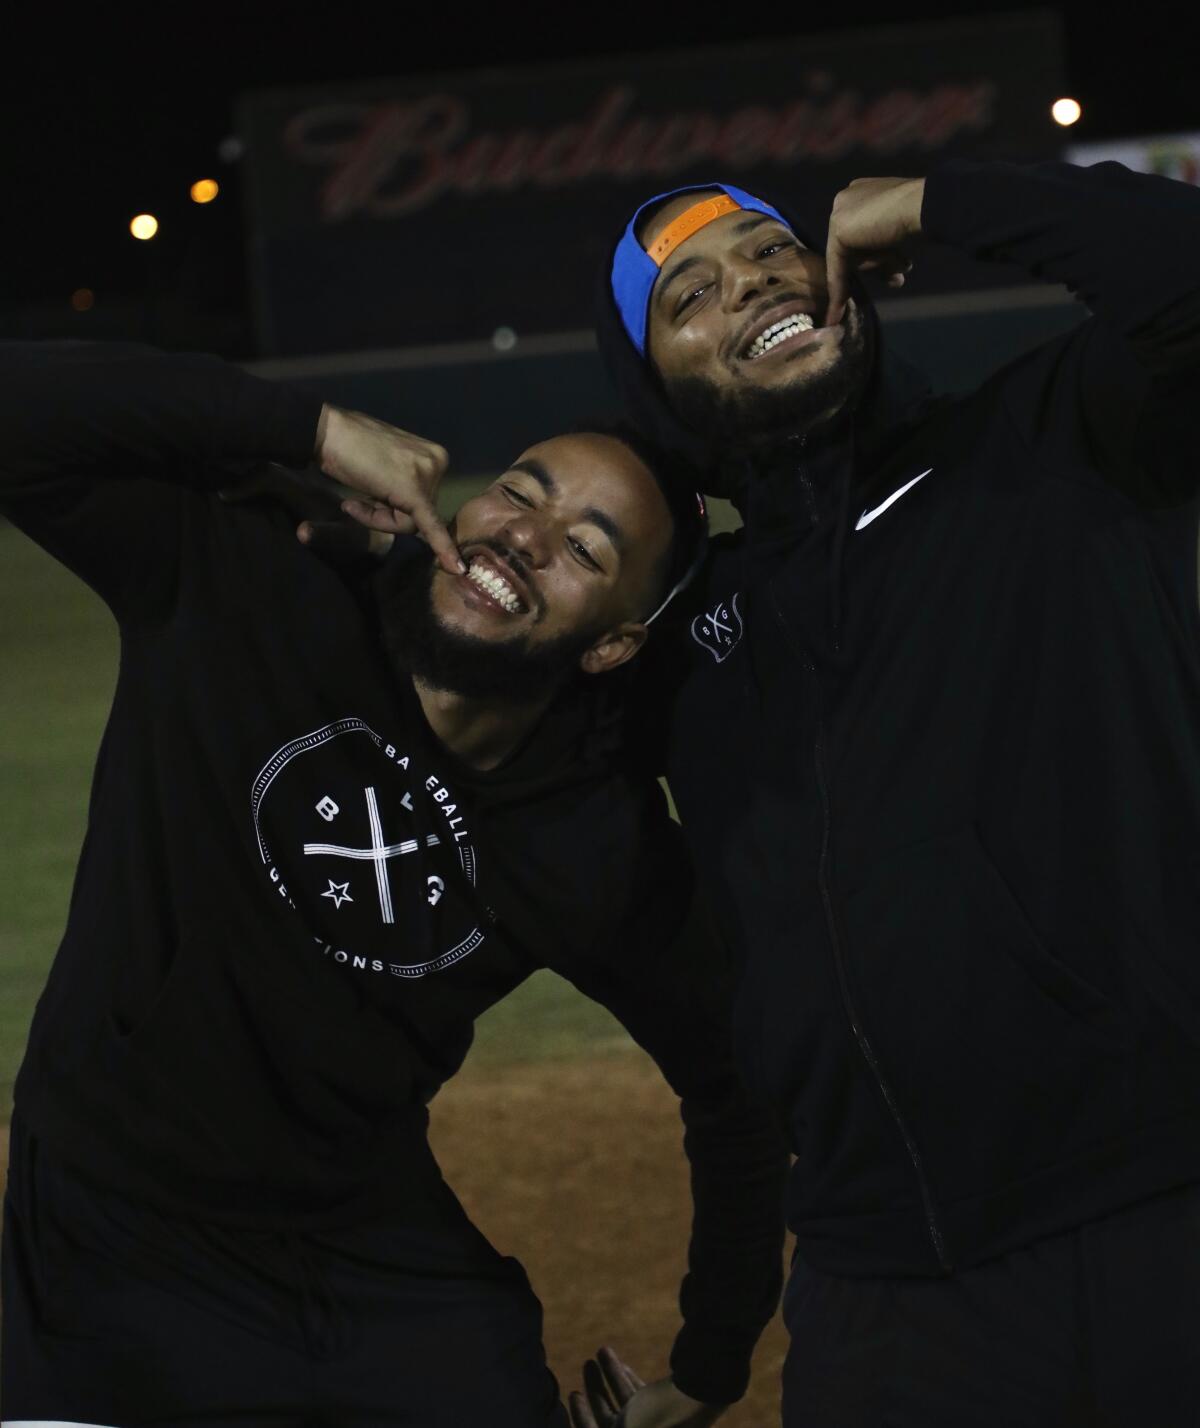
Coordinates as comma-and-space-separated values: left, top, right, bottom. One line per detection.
411, 677, 556, 772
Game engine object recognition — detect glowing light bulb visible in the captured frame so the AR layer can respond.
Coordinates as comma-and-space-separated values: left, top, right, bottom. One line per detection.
190, 178, 219, 204
130, 213, 159, 240
1052, 98, 1082, 127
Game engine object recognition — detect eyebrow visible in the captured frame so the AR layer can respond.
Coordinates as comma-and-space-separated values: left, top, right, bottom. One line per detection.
505, 460, 628, 561
508, 458, 555, 493
656, 213, 783, 303
580, 505, 627, 559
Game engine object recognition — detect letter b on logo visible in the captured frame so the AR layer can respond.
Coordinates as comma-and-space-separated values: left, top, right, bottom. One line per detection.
315, 796, 340, 823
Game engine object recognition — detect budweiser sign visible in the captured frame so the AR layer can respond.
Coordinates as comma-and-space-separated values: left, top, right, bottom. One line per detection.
238, 13, 1062, 355
288, 78, 996, 221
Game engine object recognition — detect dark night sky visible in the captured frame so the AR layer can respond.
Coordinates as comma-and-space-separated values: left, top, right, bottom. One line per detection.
4, 4, 1191, 344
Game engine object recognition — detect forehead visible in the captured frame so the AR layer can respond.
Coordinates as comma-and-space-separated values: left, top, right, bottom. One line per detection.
513, 434, 668, 524
514, 436, 660, 511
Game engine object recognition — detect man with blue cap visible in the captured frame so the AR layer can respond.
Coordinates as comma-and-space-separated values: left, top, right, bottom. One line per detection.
577, 163, 1200, 1425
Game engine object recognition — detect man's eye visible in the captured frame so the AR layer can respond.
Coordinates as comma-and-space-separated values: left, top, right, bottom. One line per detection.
759, 240, 796, 258
677, 284, 707, 314
569, 537, 600, 570
500, 484, 533, 506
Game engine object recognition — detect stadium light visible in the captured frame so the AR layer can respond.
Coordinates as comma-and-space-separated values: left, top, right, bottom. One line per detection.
191, 178, 219, 204
130, 213, 159, 240
70, 288, 95, 312
1052, 98, 1082, 127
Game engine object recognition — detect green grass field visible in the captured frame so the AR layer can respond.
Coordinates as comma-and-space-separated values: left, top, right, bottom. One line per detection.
0, 510, 639, 1115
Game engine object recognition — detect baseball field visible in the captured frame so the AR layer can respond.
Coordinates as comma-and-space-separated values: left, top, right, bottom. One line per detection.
0, 510, 790, 1422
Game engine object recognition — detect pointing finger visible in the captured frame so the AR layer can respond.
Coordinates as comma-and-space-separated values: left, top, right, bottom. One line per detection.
406, 493, 465, 574
824, 233, 848, 330
582, 1358, 619, 1421
596, 1346, 644, 1402
567, 1390, 599, 1428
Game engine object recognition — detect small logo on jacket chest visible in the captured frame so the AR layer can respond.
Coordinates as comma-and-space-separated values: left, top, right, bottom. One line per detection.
691, 593, 744, 663
250, 719, 483, 979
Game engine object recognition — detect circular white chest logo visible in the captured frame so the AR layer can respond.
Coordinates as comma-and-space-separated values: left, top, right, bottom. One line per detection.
250, 718, 483, 979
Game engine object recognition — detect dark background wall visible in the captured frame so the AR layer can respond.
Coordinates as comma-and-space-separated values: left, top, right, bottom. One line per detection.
3, 6, 1192, 475
251, 288, 1083, 476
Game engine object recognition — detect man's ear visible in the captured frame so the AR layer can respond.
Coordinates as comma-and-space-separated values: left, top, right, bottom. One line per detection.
579, 622, 649, 676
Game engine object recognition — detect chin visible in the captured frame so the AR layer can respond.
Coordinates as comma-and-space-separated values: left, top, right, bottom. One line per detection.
742, 349, 841, 400
430, 577, 504, 642
667, 305, 873, 453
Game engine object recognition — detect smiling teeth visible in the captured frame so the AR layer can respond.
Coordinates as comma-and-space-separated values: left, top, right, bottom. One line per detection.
746, 312, 816, 359
467, 559, 523, 613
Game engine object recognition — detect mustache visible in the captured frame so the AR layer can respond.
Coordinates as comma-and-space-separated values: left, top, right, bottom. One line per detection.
458, 537, 545, 620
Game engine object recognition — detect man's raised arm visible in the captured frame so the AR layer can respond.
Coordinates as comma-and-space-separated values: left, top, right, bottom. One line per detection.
0, 341, 461, 625
0, 341, 325, 620
917, 159, 1200, 502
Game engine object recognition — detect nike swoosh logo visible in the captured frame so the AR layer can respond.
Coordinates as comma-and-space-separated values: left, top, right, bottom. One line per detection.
855, 468, 934, 531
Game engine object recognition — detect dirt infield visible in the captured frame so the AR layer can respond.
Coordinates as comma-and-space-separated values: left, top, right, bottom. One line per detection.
0, 1050, 791, 1423
431, 1049, 791, 1424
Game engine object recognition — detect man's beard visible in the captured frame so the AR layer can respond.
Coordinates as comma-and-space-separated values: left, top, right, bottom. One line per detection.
663, 303, 873, 494
375, 548, 600, 702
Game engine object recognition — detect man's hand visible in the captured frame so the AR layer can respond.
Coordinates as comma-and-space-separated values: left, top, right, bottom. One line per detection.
825, 176, 925, 328
313, 404, 463, 574
567, 1346, 726, 1428
218, 462, 395, 564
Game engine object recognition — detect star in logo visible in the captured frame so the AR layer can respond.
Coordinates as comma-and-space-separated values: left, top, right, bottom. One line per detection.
322, 879, 354, 910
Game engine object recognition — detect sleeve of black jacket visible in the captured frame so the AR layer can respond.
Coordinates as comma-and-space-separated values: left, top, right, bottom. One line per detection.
919, 159, 1200, 505
0, 340, 324, 620
561, 796, 789, 1407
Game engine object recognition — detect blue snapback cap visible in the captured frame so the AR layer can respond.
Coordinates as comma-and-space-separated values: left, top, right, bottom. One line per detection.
611, 183, 789, 356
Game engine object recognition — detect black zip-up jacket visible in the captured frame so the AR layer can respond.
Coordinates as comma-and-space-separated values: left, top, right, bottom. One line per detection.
0, 341, 787, 1404
598, 159, 1200, 1277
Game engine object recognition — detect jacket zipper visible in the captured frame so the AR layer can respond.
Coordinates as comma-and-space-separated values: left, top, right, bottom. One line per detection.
774, 455, 951, 1272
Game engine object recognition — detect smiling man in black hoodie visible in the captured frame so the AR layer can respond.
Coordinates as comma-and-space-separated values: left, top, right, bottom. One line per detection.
590, 166, 1200, 1425
0, 342, 787, 1427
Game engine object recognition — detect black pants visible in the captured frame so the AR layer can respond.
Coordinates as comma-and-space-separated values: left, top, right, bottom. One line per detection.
782, 1180, 1200, 1427
1, 1119, 567, 1427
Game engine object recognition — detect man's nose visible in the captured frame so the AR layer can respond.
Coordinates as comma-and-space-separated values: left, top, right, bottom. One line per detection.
725, 254, 781, 309
498, 512, 552, 569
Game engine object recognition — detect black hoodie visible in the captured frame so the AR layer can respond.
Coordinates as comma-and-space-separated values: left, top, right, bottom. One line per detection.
0, 340, 787, 1404
598, 159, 1200, 1277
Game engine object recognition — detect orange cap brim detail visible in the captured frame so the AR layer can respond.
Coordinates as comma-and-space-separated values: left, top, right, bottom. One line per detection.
644, 193, 741, 269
